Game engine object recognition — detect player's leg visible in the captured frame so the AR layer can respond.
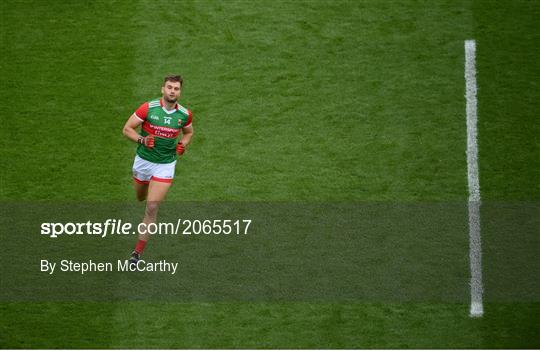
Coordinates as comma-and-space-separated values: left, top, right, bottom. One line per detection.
129, 155, 154, 264
138, 179, 172, 242
130, 180, 172, 264
132, 179, 149, 201
130, 159, 176, 264
132, 155, 151, 201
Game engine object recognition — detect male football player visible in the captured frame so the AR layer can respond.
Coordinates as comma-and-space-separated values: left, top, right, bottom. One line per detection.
122, 75, 193, 264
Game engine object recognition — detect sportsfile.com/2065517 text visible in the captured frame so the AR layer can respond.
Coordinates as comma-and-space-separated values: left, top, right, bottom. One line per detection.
40, 219, 252, 238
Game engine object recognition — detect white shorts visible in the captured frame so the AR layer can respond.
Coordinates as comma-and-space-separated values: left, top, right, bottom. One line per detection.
132, 155, 176, 184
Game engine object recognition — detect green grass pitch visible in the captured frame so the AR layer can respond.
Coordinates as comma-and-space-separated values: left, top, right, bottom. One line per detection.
1, 0, 539, 348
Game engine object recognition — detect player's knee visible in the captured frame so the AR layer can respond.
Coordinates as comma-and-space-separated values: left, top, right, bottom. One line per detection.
136, 193, 147, 202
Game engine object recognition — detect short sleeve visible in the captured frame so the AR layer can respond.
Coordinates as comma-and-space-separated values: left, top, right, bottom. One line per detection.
183, 110, 193, 127
134, 102, 149, 121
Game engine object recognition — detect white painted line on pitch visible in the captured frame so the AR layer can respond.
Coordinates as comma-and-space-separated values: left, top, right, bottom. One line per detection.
465, 39, 484, 318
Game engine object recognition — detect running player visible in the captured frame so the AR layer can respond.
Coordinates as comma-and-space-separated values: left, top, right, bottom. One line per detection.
122, 74, 193, 264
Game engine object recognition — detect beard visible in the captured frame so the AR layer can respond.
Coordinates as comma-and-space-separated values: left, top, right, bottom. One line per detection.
164, 95, 177, 103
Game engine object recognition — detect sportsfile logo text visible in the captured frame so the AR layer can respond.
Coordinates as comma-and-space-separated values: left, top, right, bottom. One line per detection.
41, 219, 252, 238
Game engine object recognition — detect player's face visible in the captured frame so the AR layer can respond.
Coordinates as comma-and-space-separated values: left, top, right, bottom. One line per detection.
161, 81, 181, 103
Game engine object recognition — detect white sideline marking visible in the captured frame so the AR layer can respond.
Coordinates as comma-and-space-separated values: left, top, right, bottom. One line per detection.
465, 39, 484, 318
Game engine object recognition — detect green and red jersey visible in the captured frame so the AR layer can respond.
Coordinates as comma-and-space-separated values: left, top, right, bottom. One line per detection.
134, 98, 192, 164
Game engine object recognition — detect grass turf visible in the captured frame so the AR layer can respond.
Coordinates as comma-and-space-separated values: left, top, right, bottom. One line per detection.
1, 0, 538, 348
1, 302, 538, 348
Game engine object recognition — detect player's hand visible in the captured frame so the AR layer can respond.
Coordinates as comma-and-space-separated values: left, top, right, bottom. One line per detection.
176, 142, 185, 156
138, 135, 154, 148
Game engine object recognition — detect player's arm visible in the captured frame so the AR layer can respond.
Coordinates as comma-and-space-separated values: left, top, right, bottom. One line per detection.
180, 125, 194, 147
176, 125, 193, 156
122, 113, 154, 148
122, 114, 143, 142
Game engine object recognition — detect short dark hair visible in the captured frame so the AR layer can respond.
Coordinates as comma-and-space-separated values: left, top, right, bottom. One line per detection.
163, 74, 183, 87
